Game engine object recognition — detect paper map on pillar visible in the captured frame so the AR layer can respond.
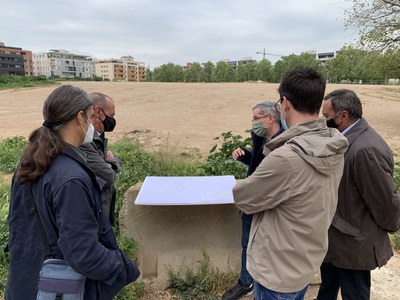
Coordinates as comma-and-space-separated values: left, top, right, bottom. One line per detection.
135, 175, 236, 205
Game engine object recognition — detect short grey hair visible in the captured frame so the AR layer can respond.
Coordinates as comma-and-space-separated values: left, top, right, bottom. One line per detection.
88, 92, 113, 108
252, 100, 280, 124
324, 89, 362, 119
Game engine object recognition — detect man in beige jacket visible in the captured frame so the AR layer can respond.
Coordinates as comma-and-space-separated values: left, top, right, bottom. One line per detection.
233, 67, 349, 300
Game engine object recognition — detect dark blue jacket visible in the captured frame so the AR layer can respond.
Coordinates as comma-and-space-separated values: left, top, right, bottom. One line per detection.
6, 144, 139, 300
238, 128, 285, 176
237, 132, 267, 177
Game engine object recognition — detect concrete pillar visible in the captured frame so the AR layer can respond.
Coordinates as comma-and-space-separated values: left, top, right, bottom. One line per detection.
120, 183, 243, 289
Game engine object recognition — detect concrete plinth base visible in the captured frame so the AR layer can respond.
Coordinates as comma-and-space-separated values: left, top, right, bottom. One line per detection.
120, 183, 243, 289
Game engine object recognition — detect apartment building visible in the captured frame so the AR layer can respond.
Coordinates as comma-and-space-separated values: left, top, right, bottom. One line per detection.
303, 50, 343, 63
0, 42, 33, 76
95, 56, 147, 82
33, 49, 94, 78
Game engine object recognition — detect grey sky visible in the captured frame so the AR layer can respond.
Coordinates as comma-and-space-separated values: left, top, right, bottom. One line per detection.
1, 0, 356, 68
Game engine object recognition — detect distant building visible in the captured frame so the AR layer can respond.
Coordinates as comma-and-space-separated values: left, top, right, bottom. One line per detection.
95, 56, 147, 82
199, 57, 257, 69
0, 42, 33, 76
284, 50, 343, 63
221, 57, 256, 69
308, 50, 343, 63
32, 49, 94, 78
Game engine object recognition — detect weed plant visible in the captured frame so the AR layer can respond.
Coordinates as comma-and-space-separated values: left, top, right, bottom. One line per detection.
0, 137, 27, 173
0, 181, 10, 293
167, 251, 238, 300
200, 131, 251, 179
392, 162, 400, 250
109, 139, 205, 234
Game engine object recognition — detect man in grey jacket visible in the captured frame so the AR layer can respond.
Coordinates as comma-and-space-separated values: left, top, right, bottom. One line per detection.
80, 92, 122, 225
317, 89, 400, 300
233, 67, 349, 300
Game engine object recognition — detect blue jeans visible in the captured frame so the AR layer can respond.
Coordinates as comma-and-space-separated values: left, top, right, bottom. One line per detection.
239, 213, 253, 286
254, 282, 308, 300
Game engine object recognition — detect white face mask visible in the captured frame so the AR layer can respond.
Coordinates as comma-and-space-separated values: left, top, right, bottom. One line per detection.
81, 123, 94, 144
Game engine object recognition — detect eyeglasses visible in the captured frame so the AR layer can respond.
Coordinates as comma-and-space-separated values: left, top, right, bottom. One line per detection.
275, 98, 283, 113
252, 114, 271, 122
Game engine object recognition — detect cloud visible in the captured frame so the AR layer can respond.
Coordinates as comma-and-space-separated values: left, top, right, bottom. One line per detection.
0, 0, 354, 67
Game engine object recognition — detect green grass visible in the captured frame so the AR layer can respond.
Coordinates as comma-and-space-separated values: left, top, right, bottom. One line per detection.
109, 139, 206, 235
167, 251, 238, 300
0, 136, 28, 173
0, 181, 10, 293
392, 162, 400, 250
0, 75, 57, 90
0, 136, 399, 299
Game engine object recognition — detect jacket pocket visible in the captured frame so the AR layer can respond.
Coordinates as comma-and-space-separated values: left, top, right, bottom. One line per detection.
331, 215, 362, 239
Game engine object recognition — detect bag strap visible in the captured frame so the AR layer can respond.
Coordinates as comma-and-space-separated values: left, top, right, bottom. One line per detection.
29, 187, 53, 258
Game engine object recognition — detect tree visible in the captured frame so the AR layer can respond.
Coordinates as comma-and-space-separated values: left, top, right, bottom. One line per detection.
152, 63, 184, 82
184, 62, 202, 82
212, 61, 235, 82
346, 0, 400, 51
236, 62, 257, 82
325, 46, 391, 83
272, 53, 322, 82
255, 59, 273, 82
202, 61, 214, 82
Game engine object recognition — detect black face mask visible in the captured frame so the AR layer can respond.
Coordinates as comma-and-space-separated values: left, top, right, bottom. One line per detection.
326, 118, 338, 129
102, 114, 116, 132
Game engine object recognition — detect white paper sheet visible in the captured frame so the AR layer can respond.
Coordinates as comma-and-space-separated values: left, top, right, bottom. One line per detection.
135, 175, 236, 205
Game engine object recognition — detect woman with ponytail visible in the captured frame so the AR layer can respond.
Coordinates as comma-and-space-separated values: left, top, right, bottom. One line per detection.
5, 85, 139, 300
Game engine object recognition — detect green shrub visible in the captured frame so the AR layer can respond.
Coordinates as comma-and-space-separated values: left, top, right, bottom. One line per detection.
117, 235, 139, 260
200, 131, 251, 179
167, 251, 238, 300
0, 137, 27, 172
392, 162, 400, 250
114, 281, 145, 300
0, 75, 57, 90
0, 180, 11, 292
110, 139, 204, 234
394, 162, 400, 193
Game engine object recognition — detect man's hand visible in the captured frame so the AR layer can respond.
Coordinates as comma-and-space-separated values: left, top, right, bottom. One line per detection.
105, 150, 114, 161
232, 148, 245, 160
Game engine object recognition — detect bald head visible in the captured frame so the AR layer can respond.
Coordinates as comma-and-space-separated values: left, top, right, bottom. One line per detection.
89, 92, 116, 133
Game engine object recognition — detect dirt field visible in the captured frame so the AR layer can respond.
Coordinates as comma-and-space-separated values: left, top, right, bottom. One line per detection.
1, 82, 399, 299
1, 82, 400, 159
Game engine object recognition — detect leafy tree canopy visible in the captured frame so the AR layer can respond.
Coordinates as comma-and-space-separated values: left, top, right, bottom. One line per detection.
346, 0, 400, 51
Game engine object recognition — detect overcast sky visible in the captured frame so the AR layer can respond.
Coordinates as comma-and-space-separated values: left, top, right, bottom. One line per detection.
1, 0, 356, 68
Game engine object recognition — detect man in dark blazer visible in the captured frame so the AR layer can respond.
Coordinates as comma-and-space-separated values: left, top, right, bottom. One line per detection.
317, 89, 400, 300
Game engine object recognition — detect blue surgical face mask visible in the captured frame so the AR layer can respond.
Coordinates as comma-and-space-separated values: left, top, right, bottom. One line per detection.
280, 118, 288, 130
280, 107, 288, 130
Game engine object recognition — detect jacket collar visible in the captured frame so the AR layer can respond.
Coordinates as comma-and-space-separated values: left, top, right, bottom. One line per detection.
64, 144, 102, 189
343, 117, 369, 147
264, 118, 327, 154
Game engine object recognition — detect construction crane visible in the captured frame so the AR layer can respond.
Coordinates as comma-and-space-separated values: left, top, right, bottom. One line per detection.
256, 48, 284, 60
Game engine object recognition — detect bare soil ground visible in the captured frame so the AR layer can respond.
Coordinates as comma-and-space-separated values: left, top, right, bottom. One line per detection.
1, 82, 399, 299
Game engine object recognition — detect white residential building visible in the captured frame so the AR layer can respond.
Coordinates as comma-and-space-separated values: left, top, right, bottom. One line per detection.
33, 49, 94, 78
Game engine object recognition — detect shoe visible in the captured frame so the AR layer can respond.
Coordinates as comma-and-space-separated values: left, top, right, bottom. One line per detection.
222, 282, 254, 299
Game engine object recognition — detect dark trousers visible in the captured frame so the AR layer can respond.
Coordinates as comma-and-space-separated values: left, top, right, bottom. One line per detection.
239, 213, 253, 286
317, 262, 371, 300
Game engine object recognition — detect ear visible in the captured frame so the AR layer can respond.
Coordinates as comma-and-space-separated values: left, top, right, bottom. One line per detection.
94, 106, 102, 115
282, 96, 290, 111
340, 110, 349, 120
76, 111, 86, 126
